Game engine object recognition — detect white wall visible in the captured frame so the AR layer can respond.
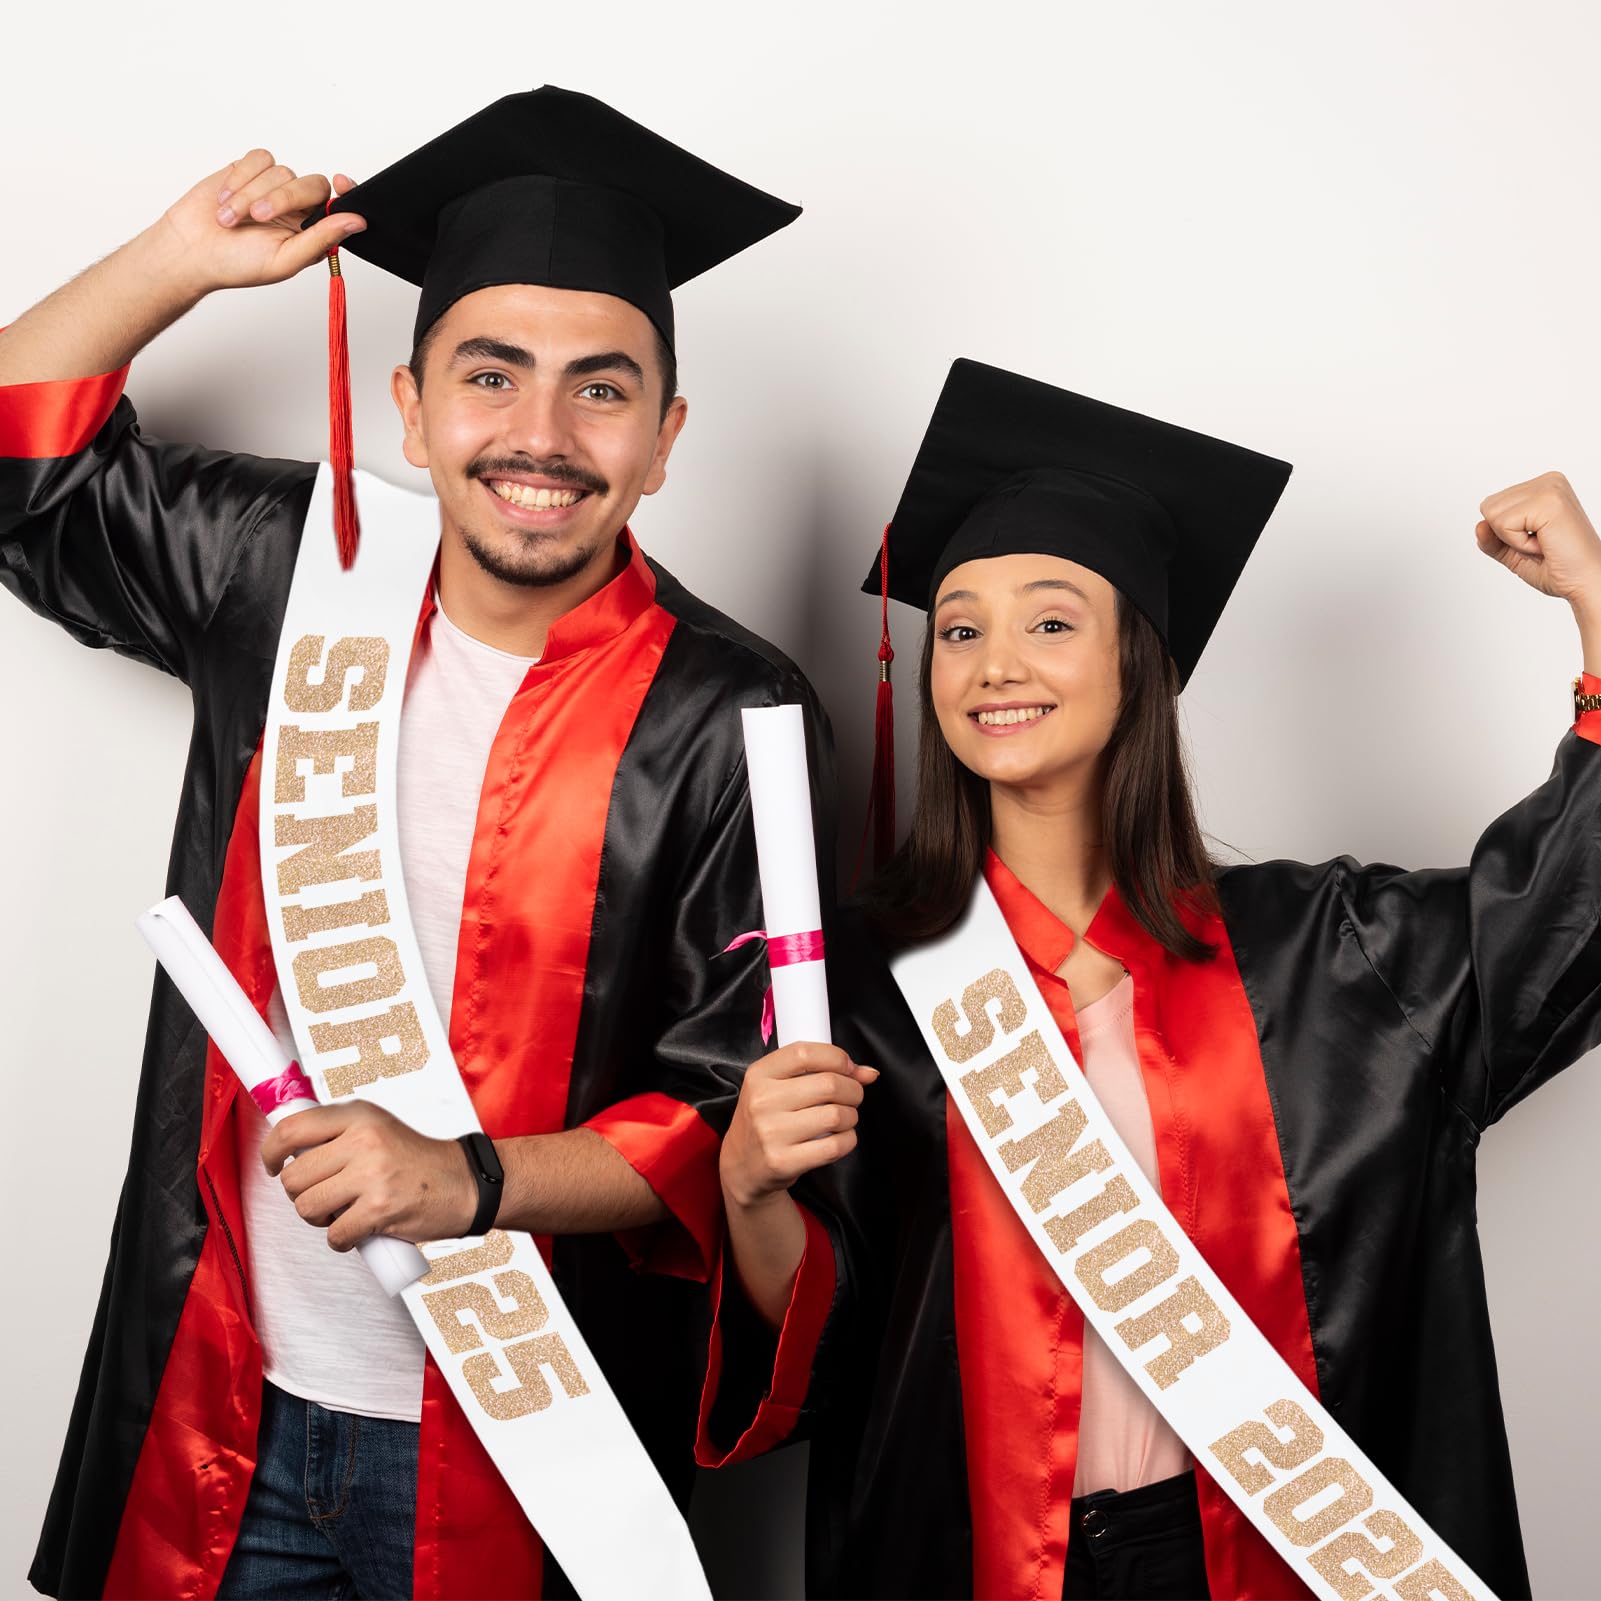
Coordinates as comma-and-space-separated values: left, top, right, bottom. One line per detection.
3, 1, 1598, 1594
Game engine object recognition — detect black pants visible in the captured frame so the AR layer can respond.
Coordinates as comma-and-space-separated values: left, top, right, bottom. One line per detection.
1062, 1470, 1210, 1599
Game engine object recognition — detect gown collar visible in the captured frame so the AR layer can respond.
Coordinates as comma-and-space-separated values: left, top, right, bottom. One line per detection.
983, 846, 1135, 971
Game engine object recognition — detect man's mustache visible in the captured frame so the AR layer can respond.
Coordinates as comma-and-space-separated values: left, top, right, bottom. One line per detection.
467, 456, 609, 496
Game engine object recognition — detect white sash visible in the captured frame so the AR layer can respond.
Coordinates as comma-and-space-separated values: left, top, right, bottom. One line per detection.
259, 467, 710, 1601
889, 878, 1492, 1601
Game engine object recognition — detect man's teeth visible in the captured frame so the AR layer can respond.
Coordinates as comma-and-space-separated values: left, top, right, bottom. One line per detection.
975, 707, 1054, 726
490, 481, 585, 509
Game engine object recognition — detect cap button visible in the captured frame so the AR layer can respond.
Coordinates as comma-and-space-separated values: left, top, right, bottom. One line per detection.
1080, 1507, 1108, 1539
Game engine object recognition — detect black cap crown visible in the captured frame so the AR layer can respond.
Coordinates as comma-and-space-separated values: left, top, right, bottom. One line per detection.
867, 359, 1294, 687
318, 86, 802, 350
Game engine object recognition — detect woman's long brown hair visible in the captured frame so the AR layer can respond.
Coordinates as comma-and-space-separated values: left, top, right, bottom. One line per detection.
865, 591, 1220, 963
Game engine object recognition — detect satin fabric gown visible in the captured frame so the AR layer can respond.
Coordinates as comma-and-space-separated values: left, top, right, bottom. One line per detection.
700, 706, 1601, 1601
0, 369, 836, 1601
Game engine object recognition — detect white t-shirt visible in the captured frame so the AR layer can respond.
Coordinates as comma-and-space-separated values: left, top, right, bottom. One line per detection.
237, 600, 537, 1421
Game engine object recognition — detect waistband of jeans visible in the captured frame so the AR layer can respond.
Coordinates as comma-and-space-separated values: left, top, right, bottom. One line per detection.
1069, 1467, 1201, 1533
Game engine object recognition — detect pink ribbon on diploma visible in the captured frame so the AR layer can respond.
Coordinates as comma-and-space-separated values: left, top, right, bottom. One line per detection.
250, 1061, 317, 1117
722, 928, 826, 1044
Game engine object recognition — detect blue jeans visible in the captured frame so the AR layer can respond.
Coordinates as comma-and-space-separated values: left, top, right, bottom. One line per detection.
218, 1380, 419, 1600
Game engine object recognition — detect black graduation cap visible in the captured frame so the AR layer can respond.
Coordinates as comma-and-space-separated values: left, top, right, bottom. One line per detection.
852, 359, 1292, 875
864, 358, 1293, 688
308, 86, 801, 567
326, 84, 802, 351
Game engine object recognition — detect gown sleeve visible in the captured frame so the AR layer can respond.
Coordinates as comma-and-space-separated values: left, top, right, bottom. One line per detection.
694, 911, 891, 1466
694, 1200, 841, 1465
0, 367, 315, 684
585, 677, 838, 1283
1337, 698, 1601, 1130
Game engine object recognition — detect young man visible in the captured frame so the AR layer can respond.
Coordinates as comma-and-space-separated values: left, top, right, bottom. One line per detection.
1, 87, 831, 1600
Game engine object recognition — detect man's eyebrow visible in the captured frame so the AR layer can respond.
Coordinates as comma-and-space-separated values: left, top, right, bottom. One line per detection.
447, 337, 536, 369
564, 350, 646, 385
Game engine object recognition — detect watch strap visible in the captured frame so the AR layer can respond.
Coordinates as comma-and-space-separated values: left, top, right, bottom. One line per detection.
457, 1131, 504, 1238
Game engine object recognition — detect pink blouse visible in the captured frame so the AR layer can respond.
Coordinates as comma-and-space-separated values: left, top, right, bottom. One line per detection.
1069, 970, 1193, 1497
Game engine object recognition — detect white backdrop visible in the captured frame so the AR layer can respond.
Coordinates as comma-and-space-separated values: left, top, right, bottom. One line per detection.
3, 1, 1598, 1595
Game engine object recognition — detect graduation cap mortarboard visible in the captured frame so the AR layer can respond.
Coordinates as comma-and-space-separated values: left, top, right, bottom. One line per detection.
855, 358, 1293, 873
310, 86, 802, 567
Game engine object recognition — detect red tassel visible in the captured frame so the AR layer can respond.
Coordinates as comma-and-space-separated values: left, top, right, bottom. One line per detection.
326, 209, 359, 570
852, 524, 896, 890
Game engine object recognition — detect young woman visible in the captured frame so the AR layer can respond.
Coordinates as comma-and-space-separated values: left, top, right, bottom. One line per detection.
699, 359, 1601, 1600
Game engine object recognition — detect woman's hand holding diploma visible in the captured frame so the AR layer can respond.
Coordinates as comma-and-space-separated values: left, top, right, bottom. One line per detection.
721, 1043, 878, 1206
719, 1045, 878, 1331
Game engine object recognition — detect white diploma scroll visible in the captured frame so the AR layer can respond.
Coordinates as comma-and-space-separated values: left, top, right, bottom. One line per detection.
740, 705, 831, 1045
137, 895, 429, 1297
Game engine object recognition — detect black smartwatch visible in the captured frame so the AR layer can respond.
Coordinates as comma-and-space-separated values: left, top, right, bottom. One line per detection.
457, 1132, 504, 1237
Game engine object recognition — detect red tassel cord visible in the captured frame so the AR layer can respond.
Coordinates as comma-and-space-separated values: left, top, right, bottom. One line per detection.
326, 209, 360, 569
852, 523, 896, 890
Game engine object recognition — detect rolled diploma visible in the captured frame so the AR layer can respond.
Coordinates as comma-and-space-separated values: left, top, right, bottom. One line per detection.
740, 705, 831, 1045
137, 896, 429, 1296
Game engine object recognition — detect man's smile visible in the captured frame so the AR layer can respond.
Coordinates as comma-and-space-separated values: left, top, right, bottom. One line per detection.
488, 479, 586, 509
476, 474, 596, 527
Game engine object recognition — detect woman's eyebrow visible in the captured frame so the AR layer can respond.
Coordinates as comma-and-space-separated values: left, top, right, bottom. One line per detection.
1020, 578, 1089, 601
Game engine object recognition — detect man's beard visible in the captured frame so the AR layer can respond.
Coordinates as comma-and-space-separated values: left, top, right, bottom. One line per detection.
459, 521, 611, 588
460, 453, 612, 588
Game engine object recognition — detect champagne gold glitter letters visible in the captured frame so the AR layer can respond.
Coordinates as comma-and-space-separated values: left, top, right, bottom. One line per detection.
283, 634, 389, 714
1309, 1511, 1424, 1600
421, 1271, 550, 1355
1045, 1169, 1137, 1255
1263, 1456, 1373, 1547
463, 1334, 592, 1420
274, 806, 381, 896
1211, 1399, 1324, 1493
420, 1230, 516, 1286
273, 722, 380, 805
292, 935, 407, 1014
313, 1002, 429, 1096
281, 887, 392, 941
959, 1031, 1067, 1138
1115, 1274, 1230, 1389
1074, 1218, 1180, 1313
996, 1098, 1095, 1213
1392, 1559, 1473, 1601
932, 968, 1027, 1063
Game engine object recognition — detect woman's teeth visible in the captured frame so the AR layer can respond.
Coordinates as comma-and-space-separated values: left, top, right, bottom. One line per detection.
490, 481, 585, 509
975, 706, 1054, 726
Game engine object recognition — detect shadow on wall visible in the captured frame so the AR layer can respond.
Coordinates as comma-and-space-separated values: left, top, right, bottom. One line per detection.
792, 482, 902, 900
689, 1443, 809, 1598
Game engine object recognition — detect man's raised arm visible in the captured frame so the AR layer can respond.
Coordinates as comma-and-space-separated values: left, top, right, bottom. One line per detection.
0, 153, 368, 682
0, 152, 364, 383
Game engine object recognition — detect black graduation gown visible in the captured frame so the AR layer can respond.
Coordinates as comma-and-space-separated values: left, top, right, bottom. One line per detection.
0, 371, 834, 1600
701, 719, 1601, 1600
